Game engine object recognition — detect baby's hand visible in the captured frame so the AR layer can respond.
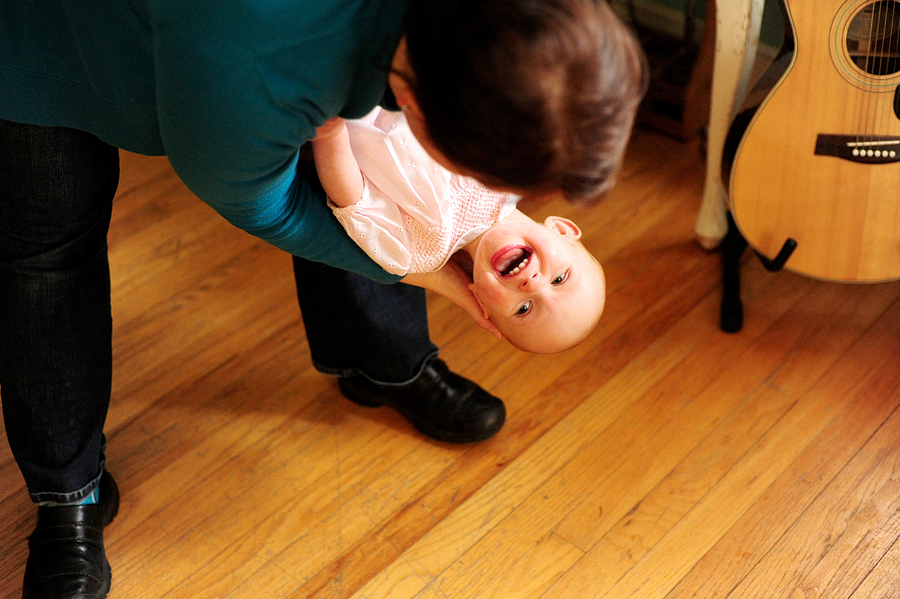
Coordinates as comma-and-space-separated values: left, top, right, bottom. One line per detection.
401, 267, 503, 339
312, 117, 348, 142
310, 117, 363, 208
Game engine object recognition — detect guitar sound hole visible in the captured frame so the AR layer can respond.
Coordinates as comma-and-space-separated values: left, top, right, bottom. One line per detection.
846, 0, 900, 75
895, 85, 900, 118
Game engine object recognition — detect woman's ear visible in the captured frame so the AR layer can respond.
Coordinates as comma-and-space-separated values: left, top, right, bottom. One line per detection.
543, 216, 583, 240
389, 75, 418, 113
388, 37, 419, 112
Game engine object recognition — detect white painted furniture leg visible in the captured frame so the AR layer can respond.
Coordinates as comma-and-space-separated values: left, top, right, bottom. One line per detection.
694, 0, 765, 249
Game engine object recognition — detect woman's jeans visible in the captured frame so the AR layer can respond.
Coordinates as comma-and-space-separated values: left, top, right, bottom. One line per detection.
0, 119, 436, 504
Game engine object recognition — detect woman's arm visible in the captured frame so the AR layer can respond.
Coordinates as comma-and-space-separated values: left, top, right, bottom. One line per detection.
312, 118, 365, 208
152, 16, 402, 284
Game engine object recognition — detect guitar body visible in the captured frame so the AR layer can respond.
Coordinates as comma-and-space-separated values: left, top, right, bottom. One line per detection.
730, 0, 900, 282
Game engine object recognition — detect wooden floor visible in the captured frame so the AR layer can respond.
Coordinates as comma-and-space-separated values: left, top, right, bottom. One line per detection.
3, 127, 900, 599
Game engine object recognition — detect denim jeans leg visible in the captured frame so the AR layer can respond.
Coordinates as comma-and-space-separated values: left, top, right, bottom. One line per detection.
0, 119, 118, 504
292, 256, 438, 384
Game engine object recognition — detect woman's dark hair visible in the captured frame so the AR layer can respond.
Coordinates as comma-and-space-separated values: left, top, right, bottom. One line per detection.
405, 0, 646, 201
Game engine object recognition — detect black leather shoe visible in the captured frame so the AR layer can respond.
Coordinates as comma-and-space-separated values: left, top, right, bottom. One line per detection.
339, 358, 506, 443
23, 471, 120, 599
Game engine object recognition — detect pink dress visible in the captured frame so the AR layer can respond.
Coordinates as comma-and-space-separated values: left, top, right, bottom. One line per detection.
330, 108, 519, 275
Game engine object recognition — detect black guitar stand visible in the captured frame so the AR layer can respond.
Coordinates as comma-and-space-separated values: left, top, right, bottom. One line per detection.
720, 212, 797, 333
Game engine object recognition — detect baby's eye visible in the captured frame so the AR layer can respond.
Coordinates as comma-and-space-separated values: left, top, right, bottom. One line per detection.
552, 270, 570, 285
516, 301, 532, 316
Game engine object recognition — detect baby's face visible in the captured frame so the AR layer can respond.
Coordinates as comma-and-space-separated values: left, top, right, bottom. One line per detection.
469, 216, 606, 353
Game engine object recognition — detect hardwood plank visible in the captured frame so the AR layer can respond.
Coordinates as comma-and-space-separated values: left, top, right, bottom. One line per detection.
732, 393, 900, 599
413, 529, 583, 599
550, 274, 875, 551
591, 302, 900, 599
660, 297, 900, 599
516, 272, 898, 598
847, 538, 900, 599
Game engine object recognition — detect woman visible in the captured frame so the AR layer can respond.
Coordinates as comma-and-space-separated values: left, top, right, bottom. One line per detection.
0, 1, 644, 597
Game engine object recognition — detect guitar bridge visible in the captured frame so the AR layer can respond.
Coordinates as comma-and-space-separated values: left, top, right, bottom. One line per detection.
815, 135, 900, 163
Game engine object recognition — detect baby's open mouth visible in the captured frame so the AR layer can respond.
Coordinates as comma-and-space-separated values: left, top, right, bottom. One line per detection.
492, 245, 533, 277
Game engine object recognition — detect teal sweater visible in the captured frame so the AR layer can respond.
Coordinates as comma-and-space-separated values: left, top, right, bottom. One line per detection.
0, 0, 407, 283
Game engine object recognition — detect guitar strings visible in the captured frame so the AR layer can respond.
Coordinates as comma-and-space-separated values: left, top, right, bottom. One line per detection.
858, 1, 888, 147
870, 1, 879, 140
863, 1, 878, 143
885, 2, 900, 137
852, 2, 876, 148
871, 1, 897, 146
884, 0, 893, 135
872, 1, 887, 139
856, 2, 863, 142
850, 5, 864, 148
871, 1, 896, 142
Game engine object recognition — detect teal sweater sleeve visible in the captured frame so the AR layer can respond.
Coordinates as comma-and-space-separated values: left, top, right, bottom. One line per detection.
0, 0, 406, 284
150, 1, 406, 283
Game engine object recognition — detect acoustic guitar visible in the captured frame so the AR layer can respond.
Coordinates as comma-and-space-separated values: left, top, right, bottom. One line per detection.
729, 0, 900, 282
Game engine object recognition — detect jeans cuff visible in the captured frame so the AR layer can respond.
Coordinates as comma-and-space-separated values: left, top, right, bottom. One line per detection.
32, 467, 105, 506
312, 348, 440, 387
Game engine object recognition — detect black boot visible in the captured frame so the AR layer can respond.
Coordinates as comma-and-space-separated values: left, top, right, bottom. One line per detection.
339, 358, 505, 443
23, 470, 119, 599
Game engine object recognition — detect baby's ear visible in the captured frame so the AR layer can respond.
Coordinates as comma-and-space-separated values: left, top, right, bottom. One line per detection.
468, 283, 491, 321
468, 284, 503, 339
543, 216, 583, 240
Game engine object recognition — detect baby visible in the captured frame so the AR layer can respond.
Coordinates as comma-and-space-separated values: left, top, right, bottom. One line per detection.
313, 107, 605, 354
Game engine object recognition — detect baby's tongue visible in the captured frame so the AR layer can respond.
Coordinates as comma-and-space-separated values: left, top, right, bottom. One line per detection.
492, 246, 528, 276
